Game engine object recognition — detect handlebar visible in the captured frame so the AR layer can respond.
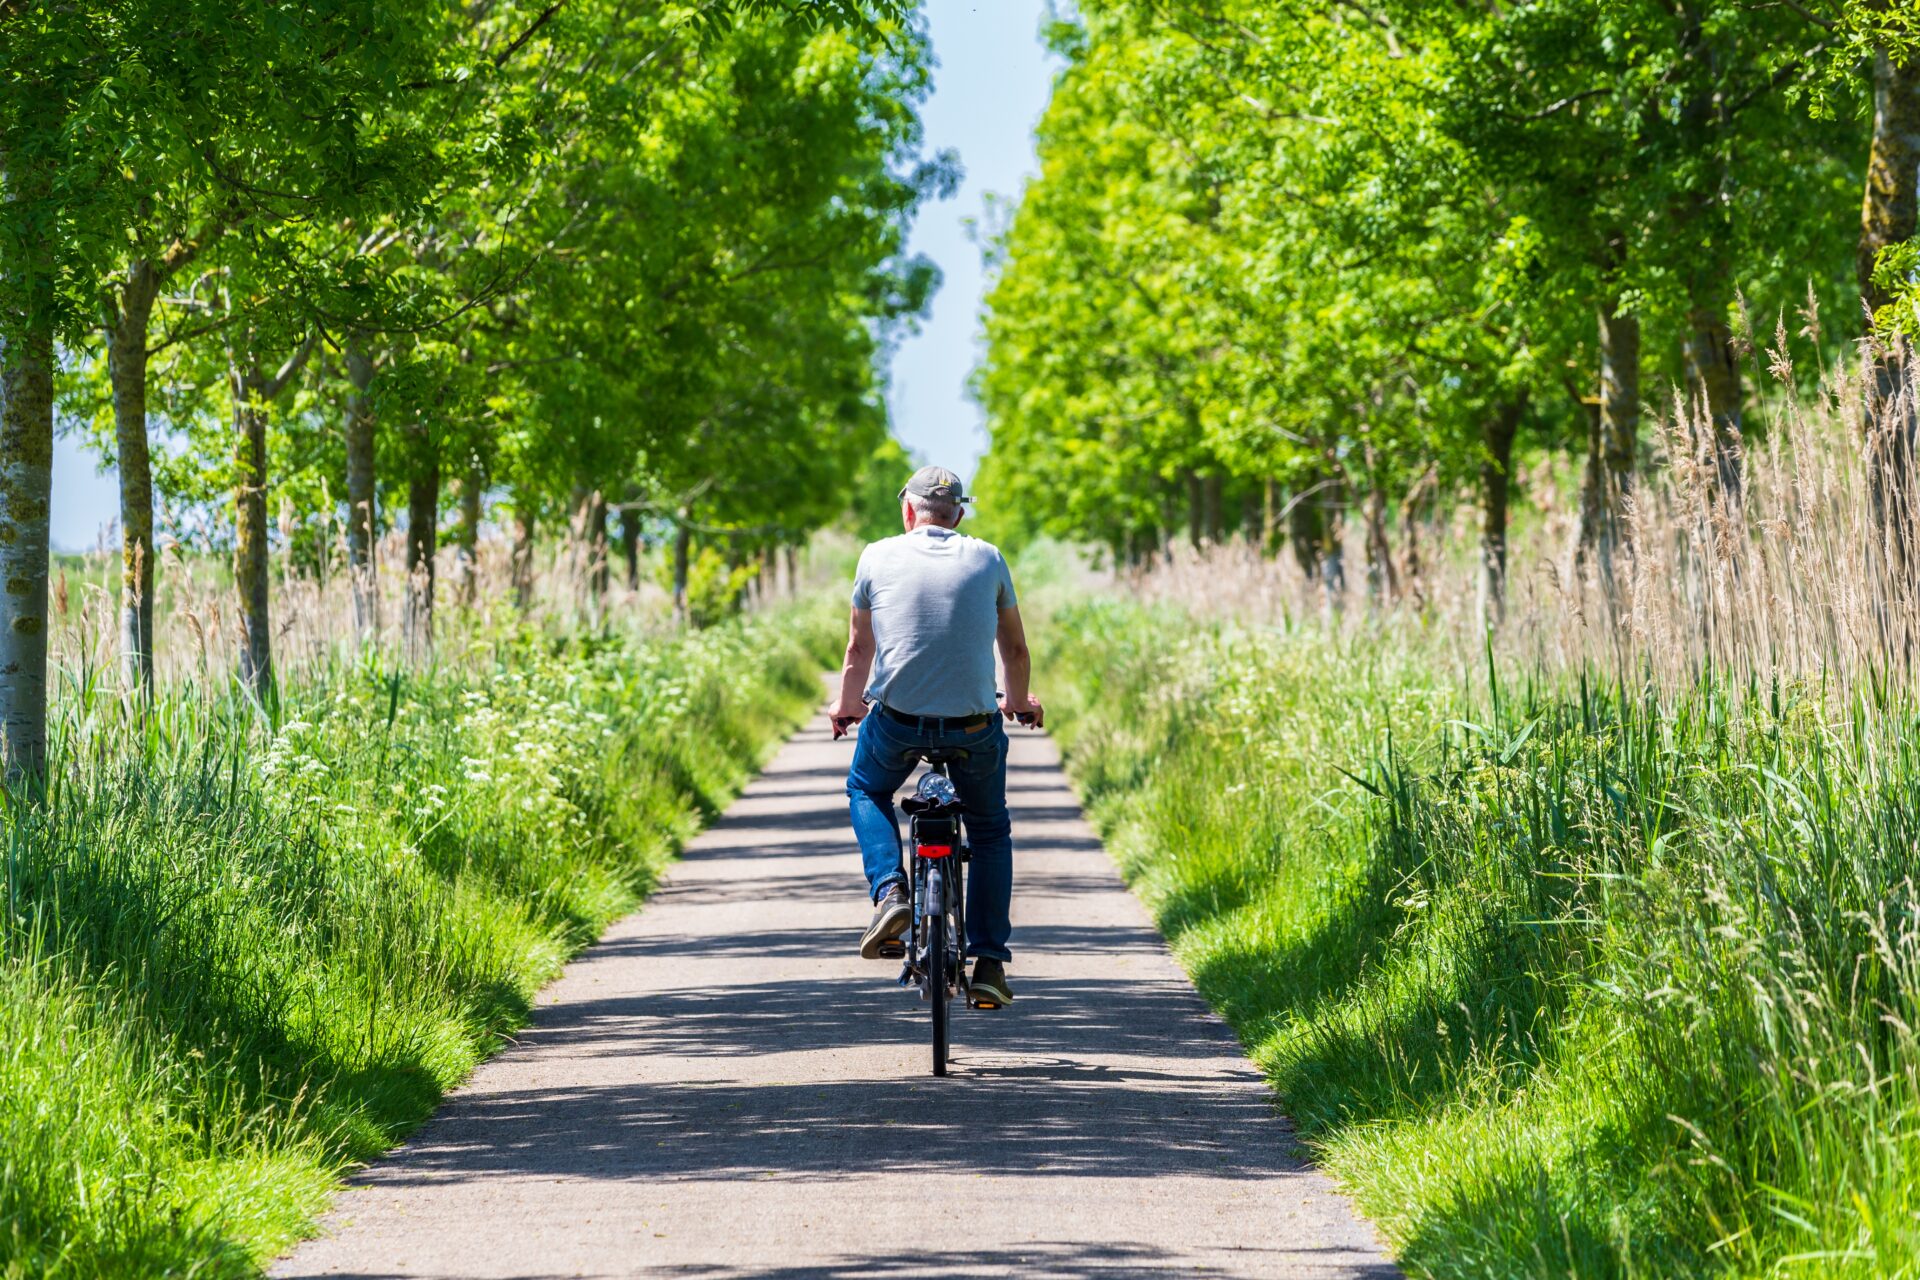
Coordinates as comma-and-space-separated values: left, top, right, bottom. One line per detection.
830, 695, 1043, 740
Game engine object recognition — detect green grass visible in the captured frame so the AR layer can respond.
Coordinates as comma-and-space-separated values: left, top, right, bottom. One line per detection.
1042, 596, 1920, 1280
0, 600, 841, 1278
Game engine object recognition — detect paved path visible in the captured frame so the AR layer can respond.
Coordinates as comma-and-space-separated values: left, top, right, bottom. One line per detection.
275, 719, 1396, 1279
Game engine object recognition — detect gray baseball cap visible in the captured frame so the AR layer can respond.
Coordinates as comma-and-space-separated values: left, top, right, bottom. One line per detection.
898, 464, 972, 504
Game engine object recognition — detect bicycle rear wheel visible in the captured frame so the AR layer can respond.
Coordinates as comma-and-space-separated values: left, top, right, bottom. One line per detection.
927, 862, 950, 1076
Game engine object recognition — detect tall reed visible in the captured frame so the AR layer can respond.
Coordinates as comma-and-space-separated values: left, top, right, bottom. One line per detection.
1035, 351, 1920, 1277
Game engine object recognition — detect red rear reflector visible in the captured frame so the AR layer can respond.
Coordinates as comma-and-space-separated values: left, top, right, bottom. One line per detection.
920, 844, 953, 859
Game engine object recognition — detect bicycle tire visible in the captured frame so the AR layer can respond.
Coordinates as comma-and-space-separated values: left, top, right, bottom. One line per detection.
928, 862, 949, 1077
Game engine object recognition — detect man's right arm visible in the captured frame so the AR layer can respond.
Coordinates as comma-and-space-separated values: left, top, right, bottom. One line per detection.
828, 607, 875, 737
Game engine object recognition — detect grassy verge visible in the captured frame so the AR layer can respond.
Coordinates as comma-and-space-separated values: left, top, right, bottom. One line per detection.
1, 600, 840, 1278
1042, 595, 1920, 1280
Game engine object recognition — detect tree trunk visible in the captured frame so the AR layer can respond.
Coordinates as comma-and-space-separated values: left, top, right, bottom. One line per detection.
1861, 39, 1920, 572
0, 276, 54, 780
1202, 471, 1224, 543
454, 455, 482, 606
1287, 480, 1323, 581
1363, 484, 1394, 605
1185, 469, 1203, 548
1684, 306, 1744, 503
672, 516, 691, 624
511, 507, 536, 611
223, 327, 311, 704
1398, 470, 1434, 607
784, 544, 797, 597
404, 417, 437, 650
1860, 40, 1920, 322
1672, 5, 1743, 508
620, 506, 642, 590
231, 371, 273, 703
1261, 478, 1277, 554
1579, 304, 1641, 580
586, 490, 609, 600
1318, 477, 1347, 618
344, 340, 378, 640
1479, 397, 1524, 627
108, 260, 160, 698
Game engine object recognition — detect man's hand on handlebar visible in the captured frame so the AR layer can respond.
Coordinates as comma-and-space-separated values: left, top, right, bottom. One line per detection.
999, 691, 1044, 730
828, 697, 867, 740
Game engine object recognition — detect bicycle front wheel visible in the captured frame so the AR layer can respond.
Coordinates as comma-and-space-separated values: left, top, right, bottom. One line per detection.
927, 862, 950, 1077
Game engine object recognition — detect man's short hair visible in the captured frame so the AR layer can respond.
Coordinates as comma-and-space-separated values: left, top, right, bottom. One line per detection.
908, 493, 963, 526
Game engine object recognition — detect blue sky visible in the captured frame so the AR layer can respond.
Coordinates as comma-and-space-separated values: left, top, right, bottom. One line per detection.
885, 3, 1056, 482
48, 7, 1058, 551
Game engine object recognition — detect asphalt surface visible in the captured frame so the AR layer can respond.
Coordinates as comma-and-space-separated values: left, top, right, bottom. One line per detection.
273, 717, 1397, 1279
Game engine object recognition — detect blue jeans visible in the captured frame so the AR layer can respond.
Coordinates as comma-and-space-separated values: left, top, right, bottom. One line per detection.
847, 708, 1013, 963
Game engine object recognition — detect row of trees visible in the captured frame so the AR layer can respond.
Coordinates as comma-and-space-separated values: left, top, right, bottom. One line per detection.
0, 0, 942, 773
973, 0, 1920, 612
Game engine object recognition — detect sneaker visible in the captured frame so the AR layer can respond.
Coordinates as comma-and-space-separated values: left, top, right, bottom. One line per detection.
969, 958, 1013, 1008
859, 884, 912, 959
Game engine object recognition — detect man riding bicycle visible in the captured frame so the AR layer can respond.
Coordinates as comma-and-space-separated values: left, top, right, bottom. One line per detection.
828, 465, 1042, 1009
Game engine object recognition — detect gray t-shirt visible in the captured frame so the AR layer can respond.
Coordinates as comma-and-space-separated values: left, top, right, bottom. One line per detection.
851, 527, 1018, 717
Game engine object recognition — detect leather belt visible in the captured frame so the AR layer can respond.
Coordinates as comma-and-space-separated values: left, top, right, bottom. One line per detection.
880, 704, 991, 734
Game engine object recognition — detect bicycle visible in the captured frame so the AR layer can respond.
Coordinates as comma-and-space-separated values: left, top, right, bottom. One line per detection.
836, 703, 1038, 1078
883, 753, 978, 1076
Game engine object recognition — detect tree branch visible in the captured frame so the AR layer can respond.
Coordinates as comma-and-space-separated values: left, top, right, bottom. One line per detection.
1754, 0, 1837, 32
1499, 87, 1610, 122
261, 332, 318, 399
147, 310, 242, 357
1728, 40, 1830, 115
494, 0, 571, 68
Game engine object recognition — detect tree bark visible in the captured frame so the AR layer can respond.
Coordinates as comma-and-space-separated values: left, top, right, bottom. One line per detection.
344, 340, 378, 640
1318, 514, 1346, 617
226, 331, 312, 702
1579, 304, 1641, 580
454, 454, 482, 606
1860, 41, 1920, 321
1363, 484, 1394, 605
511, 507, 536, 611
1287, 480, 1323, 581
1398, 469, 1434, 607
404, 416, 437, 649
1479, 397, 1525, 627
1860, 38, 1920, 572
1684, 306, 1744, 503
0, 133, 56, 779
0, 278, 54, 781
672, 516, 691, 623
1201, 471, 1223, 543
1672, 4, 1743, 507
620, 506, 642, 590
108, 259, 161, 698
1185, 469, 1203, 548
586, 490, 609, 600
231, 370, 274, 703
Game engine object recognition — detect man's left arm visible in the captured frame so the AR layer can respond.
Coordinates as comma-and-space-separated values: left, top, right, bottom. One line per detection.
997, 605, 1042, 728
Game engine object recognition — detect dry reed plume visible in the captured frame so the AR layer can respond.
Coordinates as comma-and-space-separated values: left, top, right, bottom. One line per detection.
47, 513, 826, 699
1128, 336, 1920, 694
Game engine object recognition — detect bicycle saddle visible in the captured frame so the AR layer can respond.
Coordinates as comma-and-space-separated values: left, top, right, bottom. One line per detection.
901, 771, 963, 815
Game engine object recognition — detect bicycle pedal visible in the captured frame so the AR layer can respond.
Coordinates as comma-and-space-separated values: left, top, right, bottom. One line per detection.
876, 940, 906, 959
969, 998, 1004, 1010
